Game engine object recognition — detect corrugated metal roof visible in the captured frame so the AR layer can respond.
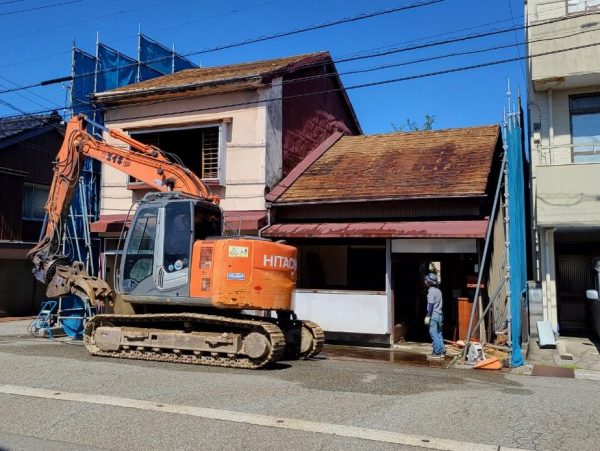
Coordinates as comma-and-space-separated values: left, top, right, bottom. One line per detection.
96, 52, 331, 100
271, 125, 501, 204
0, 112, 62, 142
262, 220, 488, 239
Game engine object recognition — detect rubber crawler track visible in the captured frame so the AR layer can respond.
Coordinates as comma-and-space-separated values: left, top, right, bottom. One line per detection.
301, 320, 325, 358
83, 313, 286, 369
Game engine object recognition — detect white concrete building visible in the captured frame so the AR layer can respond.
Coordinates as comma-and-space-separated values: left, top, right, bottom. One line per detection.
526, 0, 600, 333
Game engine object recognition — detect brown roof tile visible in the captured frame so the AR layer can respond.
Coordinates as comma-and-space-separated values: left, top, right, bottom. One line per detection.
274, 125, 501, 203
96, 51, 331, 99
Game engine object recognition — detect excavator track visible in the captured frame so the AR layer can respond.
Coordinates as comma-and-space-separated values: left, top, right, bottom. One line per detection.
83, 313, 286, 369
300, 320, 325, 358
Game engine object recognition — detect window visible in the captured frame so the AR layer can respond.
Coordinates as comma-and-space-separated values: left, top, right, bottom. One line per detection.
130, 125, 221, 181
297, 244, 386, 291
122, 207, 158, 290
570, 94, 600, 163
567, 0, 600, 13
163, 202, 192, 273
22, 184, 48, 221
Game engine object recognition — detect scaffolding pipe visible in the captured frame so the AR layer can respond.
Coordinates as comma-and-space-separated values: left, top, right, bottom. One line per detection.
462, 150, 507, 355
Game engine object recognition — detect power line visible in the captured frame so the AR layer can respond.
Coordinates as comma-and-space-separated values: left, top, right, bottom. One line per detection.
6, 35, 596, 123
75, 23, 600, 116
507, 0, 526, 79
0, 0, 83, 16
0, 1, 25, 6
0, 0, 174, 44
0, 0, 446, 97
1, 6, 593, 99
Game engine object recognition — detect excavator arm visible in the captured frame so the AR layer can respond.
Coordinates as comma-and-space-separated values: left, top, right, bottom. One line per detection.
28, 114, 220, 303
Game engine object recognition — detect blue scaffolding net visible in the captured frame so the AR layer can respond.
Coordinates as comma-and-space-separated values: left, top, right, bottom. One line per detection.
69, 33, 198, 275
504, 97, 527, 367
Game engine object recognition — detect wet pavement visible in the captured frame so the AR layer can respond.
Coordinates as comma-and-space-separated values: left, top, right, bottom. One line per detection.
320, 344, 454, 368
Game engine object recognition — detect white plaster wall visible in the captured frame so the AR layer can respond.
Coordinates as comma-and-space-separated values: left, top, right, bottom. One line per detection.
537, 163, 600, 225
293, 290, 390, 334
101, 87, 282, 215
530, 87, 600, 225
528, 1, 600, 82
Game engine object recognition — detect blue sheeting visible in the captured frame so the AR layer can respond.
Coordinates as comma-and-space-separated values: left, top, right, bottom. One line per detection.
70, 35, 197, 276
139, 34, 173, 75
96, 44, 137, 91
505, 108, 527, 367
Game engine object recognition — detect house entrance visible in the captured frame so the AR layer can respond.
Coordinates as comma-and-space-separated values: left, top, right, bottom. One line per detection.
391, 253, 475, 344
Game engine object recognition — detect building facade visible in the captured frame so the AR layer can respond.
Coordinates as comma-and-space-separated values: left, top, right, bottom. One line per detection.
0, 113, 64, 316
90, 52, 361, 289
526, 0, 600, 333
264, 126, 504, 345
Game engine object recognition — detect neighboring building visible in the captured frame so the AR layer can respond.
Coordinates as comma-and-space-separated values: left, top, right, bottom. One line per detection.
0, 112, 64, 316
90, 52, 361, 288
526, 1, 600, 334
263, 126, 504, 345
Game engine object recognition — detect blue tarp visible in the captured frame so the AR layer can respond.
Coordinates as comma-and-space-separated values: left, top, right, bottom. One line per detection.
96, 44, 137, 91
72, 49, 96, 115
505, 109, 527, 367
70, 36, 196, 276
139, 34, 197, 78
139, 34, 173, 75
174, 54, 196, 72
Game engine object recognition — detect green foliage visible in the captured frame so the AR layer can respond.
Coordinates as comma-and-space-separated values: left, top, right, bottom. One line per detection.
391, 114, 436, 132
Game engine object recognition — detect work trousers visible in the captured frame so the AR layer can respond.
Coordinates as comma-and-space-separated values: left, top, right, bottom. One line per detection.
429, 312, 445, 355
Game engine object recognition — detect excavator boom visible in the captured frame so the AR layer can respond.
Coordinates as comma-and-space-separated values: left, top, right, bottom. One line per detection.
28, 115, 219, 287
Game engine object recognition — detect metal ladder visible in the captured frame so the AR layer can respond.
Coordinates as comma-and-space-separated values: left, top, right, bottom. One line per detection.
28, 300, 58, 337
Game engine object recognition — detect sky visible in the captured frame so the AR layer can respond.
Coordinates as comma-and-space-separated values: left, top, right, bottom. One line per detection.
0, 0, 527, 134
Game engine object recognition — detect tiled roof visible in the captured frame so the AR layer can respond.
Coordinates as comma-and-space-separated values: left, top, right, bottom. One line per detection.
96, 51, 331, 99
0, 112, 62, 141
272, 125, 501, 203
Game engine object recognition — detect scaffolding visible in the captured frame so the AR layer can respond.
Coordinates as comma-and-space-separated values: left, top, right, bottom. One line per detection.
463, 82, 528, 367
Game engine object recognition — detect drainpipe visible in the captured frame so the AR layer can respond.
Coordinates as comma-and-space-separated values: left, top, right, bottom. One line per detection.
258, 205, 272, 238
548, 89, 554, 164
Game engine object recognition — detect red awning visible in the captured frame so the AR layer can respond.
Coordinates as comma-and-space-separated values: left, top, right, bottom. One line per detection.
91, 211, 267, 234
90, 215, 131, 233
223, 210, 266, 233
262, 220, 488, 239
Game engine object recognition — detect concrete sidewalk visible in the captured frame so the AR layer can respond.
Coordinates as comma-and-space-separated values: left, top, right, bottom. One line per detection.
510, 334, 600, 381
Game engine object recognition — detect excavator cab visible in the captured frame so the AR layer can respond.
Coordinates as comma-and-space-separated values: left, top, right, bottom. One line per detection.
119, 195, 221, 305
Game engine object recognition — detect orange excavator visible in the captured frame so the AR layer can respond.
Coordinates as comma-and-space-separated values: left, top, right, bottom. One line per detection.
28, 114, 323, 369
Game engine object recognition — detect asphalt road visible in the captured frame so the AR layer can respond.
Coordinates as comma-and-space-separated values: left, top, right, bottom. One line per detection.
0, 321, 599, 451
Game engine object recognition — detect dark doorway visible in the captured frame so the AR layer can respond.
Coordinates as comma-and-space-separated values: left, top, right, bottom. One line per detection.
556, 255, 594, 333
391, 253, 474, 343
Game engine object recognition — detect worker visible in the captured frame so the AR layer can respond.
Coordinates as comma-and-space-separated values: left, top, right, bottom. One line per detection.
423, 272, 445, 359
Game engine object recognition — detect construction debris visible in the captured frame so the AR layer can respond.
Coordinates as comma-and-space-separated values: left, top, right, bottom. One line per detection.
444, 339, 508, 369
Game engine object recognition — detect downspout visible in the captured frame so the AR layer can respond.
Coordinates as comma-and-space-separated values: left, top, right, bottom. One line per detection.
258, 205, 272, 238
548, 89, 554, 163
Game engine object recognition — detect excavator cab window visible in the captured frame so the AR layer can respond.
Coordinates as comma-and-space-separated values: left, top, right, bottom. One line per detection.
194, 203, 222, 240
122, 207, 158, 292
163, 202, 193, 273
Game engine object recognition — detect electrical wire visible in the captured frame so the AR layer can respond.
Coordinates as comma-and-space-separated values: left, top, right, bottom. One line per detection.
0, 0, 447, 93
93, 38, 600, 123
0, 5, 593, 100
0, 0, 83, 16
3, 20, 597, 123
507, 0, 526, 79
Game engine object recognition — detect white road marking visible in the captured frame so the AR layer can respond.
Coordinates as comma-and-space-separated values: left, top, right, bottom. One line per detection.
0, 384, 528, 451
361, 374, 378, 383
